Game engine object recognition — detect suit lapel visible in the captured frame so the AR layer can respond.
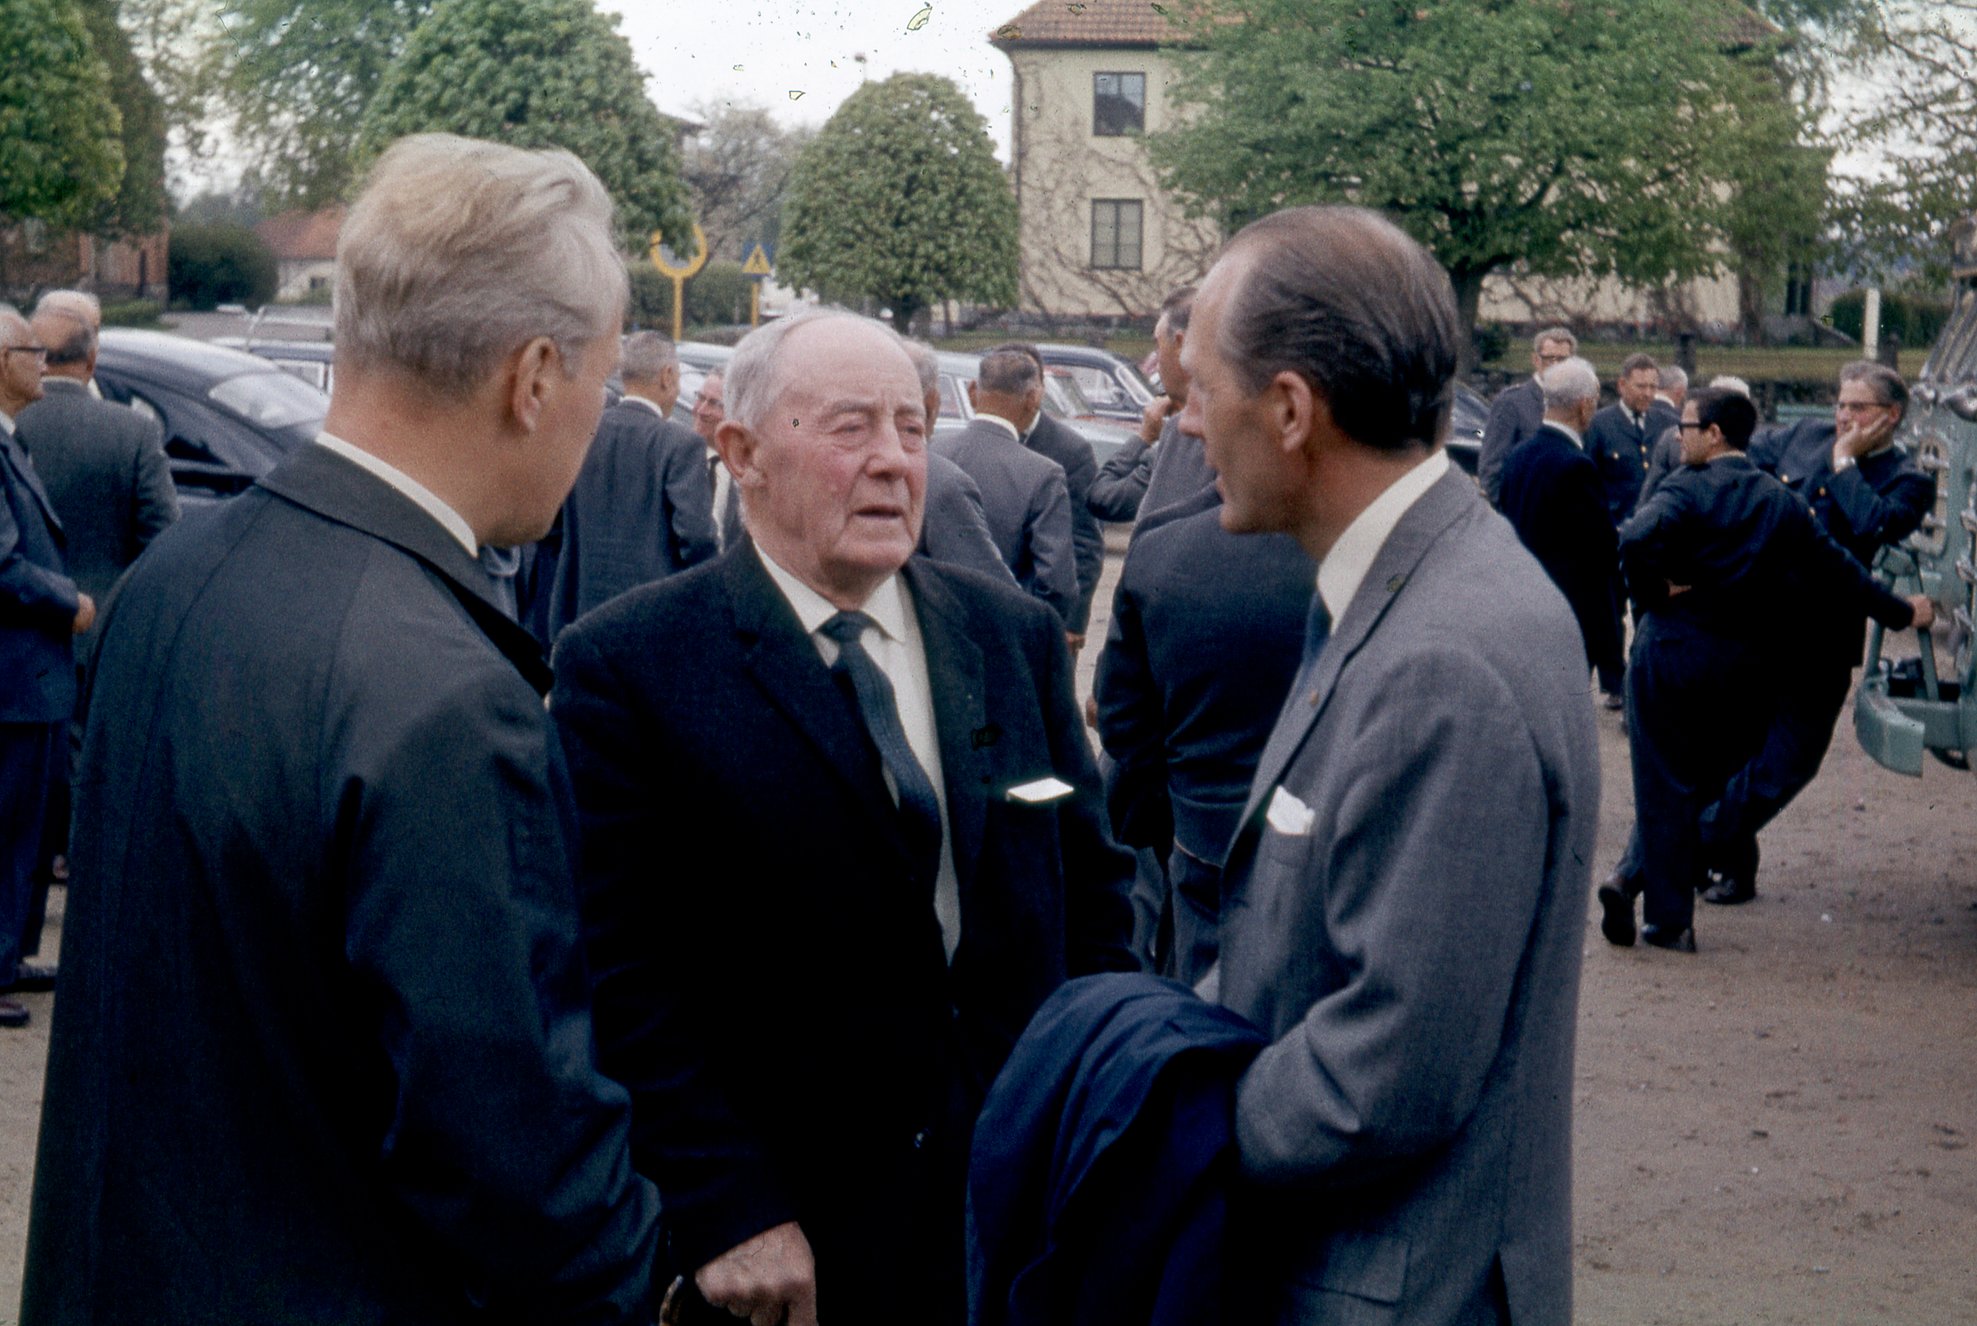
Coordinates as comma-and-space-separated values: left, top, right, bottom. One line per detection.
1237, 467, 1478, 833
0, 425, 65, 540
256, 443, 552, 694
903, 561, 988, 898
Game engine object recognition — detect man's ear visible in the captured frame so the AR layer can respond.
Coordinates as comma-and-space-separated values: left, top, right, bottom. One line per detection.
966, 380, 981, 410
716, 417, 757, 485
1267, 369, 1322, 459
506, 336, 560, 433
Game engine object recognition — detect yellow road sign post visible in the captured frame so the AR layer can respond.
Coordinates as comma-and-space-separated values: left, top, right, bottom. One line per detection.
741, 242, 774, 328
649, 224, 710, 342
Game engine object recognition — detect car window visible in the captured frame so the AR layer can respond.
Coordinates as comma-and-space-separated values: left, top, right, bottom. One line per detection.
938, 375, 967, 419
208, 370, 328, 432
1043, 372, 1098, 418
1066, 365, 1132, 411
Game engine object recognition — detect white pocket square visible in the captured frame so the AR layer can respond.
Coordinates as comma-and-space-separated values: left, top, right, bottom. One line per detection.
1006, 776, 1075, 804
1266, 785, 1316, 836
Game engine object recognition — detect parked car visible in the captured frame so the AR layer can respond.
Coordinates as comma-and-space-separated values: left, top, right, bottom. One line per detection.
1035, 343, 1156, 425
93, 329, 328, 508
931, 350, 1138, 468
1446, 382, 1488, 474
216, 306, 337, 391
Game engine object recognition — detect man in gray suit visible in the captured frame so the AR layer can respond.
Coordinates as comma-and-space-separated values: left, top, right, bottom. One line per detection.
900, 338, 1018, 587
1478, 324, 1576, 503
933, 348, 1077, 629
1185, 205, 1596, 1325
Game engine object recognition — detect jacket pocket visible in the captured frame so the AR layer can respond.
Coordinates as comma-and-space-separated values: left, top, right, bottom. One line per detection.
1288, 1229, 1410, 1306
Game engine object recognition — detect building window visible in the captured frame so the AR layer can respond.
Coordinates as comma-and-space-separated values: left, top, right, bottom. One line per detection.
1093, 72, 1146, 136
1091, 200, 1144, 271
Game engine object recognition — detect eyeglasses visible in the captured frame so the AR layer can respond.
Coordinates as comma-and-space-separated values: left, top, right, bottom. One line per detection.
1536, 352, 1571, 366
694, 392, 724, 410
1835, 401, 1886, 415
1677, 421, 1706, 432
2, 345, 47, 359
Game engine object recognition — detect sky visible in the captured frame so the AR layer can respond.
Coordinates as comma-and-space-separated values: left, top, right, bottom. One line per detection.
603, 1, 1023, 158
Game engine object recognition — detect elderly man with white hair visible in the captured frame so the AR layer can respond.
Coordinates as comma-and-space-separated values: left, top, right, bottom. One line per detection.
1497, 355, 1626, 706
24, 135, 661, 1324
551, 308, 1136, 1326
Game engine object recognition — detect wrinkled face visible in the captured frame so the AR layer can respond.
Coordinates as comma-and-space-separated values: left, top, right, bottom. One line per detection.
1156, 313, 1188, 402
1178, 255, 1299, 535
0, 317, 46, 415
1618, 367, 1658, 415
733, 321, 927, 604
1835, 378, 1899, 436
1532, 337, 1572, 377
693, 372, 725, 442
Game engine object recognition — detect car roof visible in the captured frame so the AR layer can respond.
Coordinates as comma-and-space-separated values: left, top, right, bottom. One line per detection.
1034, 342, 1135, 366
98, 329, 303, 383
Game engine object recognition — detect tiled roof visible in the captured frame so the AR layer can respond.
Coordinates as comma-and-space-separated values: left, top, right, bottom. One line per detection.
990, 0, 1190, 49
256, 207, 344, 262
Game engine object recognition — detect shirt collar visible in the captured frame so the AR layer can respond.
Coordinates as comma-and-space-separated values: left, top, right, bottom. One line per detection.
313, 431, 478, 557
0, 408, 13, 434
753, 542, 909, 643
621, 393, 666, 418
1315, 449, 1450, 621
975, 413, 1021, 442
1547, 419, 1584, 448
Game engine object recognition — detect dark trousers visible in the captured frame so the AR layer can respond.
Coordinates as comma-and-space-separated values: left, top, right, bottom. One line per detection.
1163, 844, 1224, 988
1699, 663, 1850, 859
0, 721, 63, 982
1624, 620, 1768, 934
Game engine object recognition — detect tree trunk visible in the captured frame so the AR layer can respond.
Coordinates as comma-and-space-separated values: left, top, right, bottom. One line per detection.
892, 296, 925, 337
1450, 264, 1486, 377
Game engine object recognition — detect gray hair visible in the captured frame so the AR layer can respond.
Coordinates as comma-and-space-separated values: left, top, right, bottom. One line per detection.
1160, 284, 1196, 336
32, 308, 94, 366
900, 337, 940, 397
0, 307, 26, 345
335, 133, 625, 398
1220, 205, 1459, 452
1707, 374, 1752, 399
1658, 364, 1689, 394
34, 290, 101, 330
1533, 325, 1577, 354
976, 347, 1040, 397
1839, 359, 1907, 410
1541, 356, 1600, 410
620, 330, 676, 383
726, 308, 903, 431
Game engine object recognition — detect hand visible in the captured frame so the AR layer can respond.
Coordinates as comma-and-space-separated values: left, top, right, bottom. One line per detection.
1139, 395, 1176, 444
72, 592, 96, 635
1909, 594, 1936, 630
1665, 582, 1692, 598
1835, 408, 1896, 464
694, 1222, 817, 1326
1084, 693, 1100, 731
1066, 631, 1085, 658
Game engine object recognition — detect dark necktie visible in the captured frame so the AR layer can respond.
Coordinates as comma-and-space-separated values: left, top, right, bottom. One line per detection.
1294, 595, 1333, 701
819, 611, 943, 882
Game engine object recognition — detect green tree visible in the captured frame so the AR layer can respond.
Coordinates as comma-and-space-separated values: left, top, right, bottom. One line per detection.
167, 220, 277, 308
75, 0, 168, 237
780, 73, 1017, 333
684, 101, 813, 262
0, 0, 125, 232
1152, 0, 1821, 358
356, 0, 689, 248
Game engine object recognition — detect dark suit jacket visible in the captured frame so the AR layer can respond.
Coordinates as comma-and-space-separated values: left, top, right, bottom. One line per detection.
24, 444, 659, 1325
1478, 376, 1545, 503
549, 548, 1136, 1320
1750, 417, 1935, 663
1582, 402, 1655, 525
1497, 424, 1624, 679
1131, 419, 1216, 540
936, 418, 1078, 627
14, 379, 177, 605
1085, 435, 1152, 523
1095, 501, 1311, 867
921, 450, 1018, 587
1022, 413, 1102, 632
0, 423, 78, 724
535, 399, 716, 643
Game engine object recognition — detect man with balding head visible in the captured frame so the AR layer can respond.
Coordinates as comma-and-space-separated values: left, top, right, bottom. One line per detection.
552, 309, 1135, 1326
1181, 206, 1596, 1324
25, 135, 660, 1323
899, 338, 1018, 586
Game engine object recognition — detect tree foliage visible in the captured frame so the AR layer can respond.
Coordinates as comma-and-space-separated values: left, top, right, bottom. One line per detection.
74, 0, 168, 237
0, 0, 125, 231
1151, 0, 1823, 350
356, 0, 690, 248
780, 73, 1017, 332
683, 102, 812, 262
168, 221, 277, 309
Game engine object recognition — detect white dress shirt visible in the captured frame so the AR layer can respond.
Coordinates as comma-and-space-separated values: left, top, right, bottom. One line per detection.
704, 445, 735, 545
755, 544, 961, 958
313, 431, 478, 557
975, 413, 1022, 442
1315, 448, 1450, 622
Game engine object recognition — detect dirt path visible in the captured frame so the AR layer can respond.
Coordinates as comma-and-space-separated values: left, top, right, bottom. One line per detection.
4, 590, 1974, 1320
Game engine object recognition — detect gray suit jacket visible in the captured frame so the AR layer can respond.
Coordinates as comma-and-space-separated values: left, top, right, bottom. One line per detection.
920, 450, 1018, 588
1131, 419, 1216, 541
1021, 412, 1101, 632
1478, 376, 1546, 504
934, 418, 1077, 627
1216, 467, 1595, 1326
14, 378, 177, 604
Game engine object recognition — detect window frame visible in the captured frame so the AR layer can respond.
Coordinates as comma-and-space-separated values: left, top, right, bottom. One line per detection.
1090, 199, 1145, 272
1092, 71, 1147, 137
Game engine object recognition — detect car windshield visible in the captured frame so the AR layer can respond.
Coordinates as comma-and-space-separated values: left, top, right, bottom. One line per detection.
208, 370, 328, 432
1043, 373, 1097, 418
1066, 362, 1153, 411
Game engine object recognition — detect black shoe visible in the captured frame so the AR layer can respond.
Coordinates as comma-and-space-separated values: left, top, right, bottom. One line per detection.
5, 960, 56, 993
1641, 925, 1697, 953
1601, 691, 1626, 711
0, 997, 27, 1028
1597, 875, 1637, 947
1702, 838, 1759, 905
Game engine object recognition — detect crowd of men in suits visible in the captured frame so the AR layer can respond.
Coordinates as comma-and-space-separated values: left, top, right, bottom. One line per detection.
5, 129, 1609, 1326
1483, 330, 1937, 953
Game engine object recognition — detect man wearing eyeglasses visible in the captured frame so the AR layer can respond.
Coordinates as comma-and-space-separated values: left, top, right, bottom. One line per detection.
691, 370, 743, 550
0, 308, 92, 1029
1479, 325, 1577, 503
1691, 361, 1937, 903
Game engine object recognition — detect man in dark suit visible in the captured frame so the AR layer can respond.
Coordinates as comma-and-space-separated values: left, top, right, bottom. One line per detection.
1636, 363, 1691, 506
530, 330, 716, 643
24, 135, 660, 1324
1599, 388, 1929, 953
1478, 324, 1576, 502
1695, 361, 1937, 901
1184, 206, 1596, 1324
934, 348, 1078, 628
0, 308, 92, 1031
1094, 485, 1310, 982
1090, 286, 1196, 527
1584, 352, 1661, 526
1499, 355, 1626, 704
551, 310, 1136, 1326
998, 343, 1102, 645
